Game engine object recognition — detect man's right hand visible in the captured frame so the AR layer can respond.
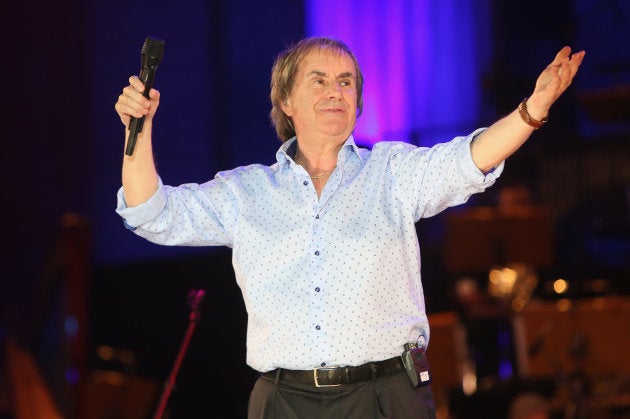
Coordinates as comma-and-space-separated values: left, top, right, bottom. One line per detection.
114, 75, 161, 129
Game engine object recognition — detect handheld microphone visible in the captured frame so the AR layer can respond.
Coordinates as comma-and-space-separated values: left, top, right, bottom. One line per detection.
125, 36, 165, 156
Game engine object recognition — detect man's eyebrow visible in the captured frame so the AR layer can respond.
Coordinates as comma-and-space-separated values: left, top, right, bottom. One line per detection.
307, 70, 355, 78
338, 71, 355, 79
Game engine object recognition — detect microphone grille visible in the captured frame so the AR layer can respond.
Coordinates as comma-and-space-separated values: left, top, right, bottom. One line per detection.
141, 36, 165, 61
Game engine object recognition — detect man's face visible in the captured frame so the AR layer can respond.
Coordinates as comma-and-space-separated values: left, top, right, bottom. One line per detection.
281, 48, 358, 142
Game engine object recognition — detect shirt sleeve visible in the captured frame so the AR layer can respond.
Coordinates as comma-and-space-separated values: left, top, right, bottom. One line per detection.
115, 176, 235, 247
458, 128, 505, 183
116, 177, 167, 230
386, 128, 505, 221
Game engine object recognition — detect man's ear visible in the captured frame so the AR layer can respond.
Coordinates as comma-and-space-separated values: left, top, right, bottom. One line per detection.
280, 99, 291, 115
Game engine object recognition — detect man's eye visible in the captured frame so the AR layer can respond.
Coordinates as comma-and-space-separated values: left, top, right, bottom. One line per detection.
339, 80, 352, 87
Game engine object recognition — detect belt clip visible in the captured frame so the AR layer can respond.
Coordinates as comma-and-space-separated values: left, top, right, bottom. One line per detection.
313, 365, 341, 387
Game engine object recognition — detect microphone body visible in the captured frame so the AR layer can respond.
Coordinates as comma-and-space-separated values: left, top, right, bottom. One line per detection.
125, 37, 165, 156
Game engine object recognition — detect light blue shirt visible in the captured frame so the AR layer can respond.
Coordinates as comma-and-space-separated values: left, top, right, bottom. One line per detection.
116, 130, 503, 372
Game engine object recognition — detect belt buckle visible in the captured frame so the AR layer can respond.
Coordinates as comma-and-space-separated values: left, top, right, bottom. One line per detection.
313, 365, 341, 387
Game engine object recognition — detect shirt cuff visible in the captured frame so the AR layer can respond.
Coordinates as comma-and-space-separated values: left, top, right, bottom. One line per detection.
460, 128, 505, 184
115, 177, 167, 228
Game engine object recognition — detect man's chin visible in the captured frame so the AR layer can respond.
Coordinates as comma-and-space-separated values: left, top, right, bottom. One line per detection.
319, 119, 355, 136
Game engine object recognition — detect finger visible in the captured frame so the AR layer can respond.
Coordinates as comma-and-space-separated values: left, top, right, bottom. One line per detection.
546, 47, 585, 82
560, 50, 585, 83
114, 101, 132, 127
116, 92, 148, 119
122, 84, 151, 109
570, 50, 586, 69
551, 46, 572, 66
118, 114, 131, 127
115, 103, 142, 124
148, 88, 160, 100
128, 75, 146, 92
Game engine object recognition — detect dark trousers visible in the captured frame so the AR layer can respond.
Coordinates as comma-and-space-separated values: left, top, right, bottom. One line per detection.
247, 368, 436, 419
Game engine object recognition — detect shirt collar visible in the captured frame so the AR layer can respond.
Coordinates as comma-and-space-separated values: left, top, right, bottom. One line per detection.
275, 135, 364, 169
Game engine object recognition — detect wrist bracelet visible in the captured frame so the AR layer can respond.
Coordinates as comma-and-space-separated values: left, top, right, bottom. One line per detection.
518, 97, 548, 129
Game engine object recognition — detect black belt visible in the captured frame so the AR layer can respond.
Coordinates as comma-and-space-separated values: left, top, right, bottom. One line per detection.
262, 357, 404, 387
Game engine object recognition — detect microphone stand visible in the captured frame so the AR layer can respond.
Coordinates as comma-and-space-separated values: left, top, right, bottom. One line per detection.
152, 289, 206, 419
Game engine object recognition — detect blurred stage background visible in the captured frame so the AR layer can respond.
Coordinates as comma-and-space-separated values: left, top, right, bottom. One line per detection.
1, 0, 629, 418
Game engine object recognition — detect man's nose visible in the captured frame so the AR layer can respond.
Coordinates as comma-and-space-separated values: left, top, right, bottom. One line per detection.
326, 83, 342, 99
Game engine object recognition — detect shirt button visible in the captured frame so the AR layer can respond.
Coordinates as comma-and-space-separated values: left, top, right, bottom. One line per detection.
314, 251, 320, 256
321, 362, 326, 367
303, 181, 308, 186
315, 287, 320, 292
315, 325, 321, 330
315, 214, 320, 219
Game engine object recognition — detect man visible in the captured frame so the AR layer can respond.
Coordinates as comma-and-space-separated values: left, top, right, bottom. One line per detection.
114, 37, 584, 418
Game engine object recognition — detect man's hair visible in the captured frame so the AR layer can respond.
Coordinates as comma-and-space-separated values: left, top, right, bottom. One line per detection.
269, 36, 364, 143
